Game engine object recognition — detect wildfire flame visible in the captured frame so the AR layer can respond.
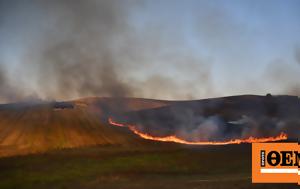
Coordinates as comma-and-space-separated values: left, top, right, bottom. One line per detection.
108, 117, 287, 145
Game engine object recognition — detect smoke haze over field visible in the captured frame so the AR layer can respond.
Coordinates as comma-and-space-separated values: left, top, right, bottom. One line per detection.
118, 95, 300, 141
0, 0, 300, 102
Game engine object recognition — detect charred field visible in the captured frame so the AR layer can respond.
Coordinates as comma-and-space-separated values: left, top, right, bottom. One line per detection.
0, 95, 299, 189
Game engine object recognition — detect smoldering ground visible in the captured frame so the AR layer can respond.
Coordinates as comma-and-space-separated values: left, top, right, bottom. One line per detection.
117, 95, 300, 141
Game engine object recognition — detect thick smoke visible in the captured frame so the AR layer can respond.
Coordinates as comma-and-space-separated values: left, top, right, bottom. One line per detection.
0, 0, 214, 102
0, 0, 137, 101
0, 1, 299, 102
120, 95, 300, 141
27, 0, 135, 99
0, 65, 22, 102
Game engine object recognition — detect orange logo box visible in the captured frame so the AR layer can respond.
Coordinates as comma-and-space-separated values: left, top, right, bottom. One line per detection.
252, 143, 299, 185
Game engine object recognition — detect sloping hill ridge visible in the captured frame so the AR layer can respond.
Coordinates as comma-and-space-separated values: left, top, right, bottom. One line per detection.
0, 98, 170, 157
0, 95, 299, 157
120, 95, 300, 140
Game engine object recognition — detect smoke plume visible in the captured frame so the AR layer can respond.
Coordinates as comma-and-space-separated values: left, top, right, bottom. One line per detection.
0, 0, 215, 102
0, 1, 299, 102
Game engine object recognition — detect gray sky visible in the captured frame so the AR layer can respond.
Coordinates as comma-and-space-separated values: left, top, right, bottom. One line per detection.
0, 0, 300, 102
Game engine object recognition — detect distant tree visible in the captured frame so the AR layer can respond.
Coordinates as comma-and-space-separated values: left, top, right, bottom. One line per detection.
266, 93, 272, 98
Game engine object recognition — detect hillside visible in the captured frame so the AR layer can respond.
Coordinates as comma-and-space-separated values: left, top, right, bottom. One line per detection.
0, 98, 170, 157
0, 95, 298, 157
115, 95, 300, 140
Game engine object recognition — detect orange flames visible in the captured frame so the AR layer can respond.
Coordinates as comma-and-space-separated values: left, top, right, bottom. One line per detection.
108, 117, 126, 127
108, 117, 287, 145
